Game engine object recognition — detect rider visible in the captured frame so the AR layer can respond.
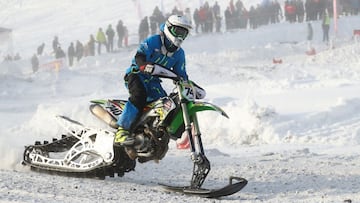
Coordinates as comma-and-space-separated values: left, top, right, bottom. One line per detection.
114, 15, 192, 147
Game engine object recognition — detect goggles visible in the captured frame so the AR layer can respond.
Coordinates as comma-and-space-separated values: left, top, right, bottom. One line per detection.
169, 25, 189, 39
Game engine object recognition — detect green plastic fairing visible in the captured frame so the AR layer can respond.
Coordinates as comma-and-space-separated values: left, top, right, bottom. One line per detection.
167, 101, 228, 134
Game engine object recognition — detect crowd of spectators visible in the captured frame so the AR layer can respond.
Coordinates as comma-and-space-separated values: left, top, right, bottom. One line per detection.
29, 19, 129, 71
136, 0, 359, 38
2, 53, 21, 61
24, 0, 360, 72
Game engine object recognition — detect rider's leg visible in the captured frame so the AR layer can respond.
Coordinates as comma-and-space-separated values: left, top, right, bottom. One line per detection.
114, 74, 147, 146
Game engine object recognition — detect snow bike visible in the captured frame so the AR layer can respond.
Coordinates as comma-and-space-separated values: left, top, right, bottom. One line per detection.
22, 65, 247, 198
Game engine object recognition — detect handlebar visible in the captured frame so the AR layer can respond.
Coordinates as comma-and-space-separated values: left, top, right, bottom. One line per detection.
147, 64, 206, 99
150, 64, 181, 81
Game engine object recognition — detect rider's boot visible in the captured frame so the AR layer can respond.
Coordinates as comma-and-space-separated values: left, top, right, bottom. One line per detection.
114, 127, 135, 146
114, 101, 139, 158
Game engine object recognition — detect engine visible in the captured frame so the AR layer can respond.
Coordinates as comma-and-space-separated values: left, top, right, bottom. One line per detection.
132, 125, 170, 163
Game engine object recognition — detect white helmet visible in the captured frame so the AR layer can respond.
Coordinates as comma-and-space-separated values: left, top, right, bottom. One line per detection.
163, 15, 192, 50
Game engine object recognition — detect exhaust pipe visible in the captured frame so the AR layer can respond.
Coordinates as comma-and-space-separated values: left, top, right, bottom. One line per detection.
89, 104, 119, 129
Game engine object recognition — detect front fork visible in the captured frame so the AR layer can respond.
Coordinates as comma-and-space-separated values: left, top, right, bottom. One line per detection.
180, 101, 210, 188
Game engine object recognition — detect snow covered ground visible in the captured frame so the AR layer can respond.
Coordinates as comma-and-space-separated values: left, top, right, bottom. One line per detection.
1, 0, 360, 202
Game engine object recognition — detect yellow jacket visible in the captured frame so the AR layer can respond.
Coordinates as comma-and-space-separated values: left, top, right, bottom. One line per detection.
322, 14, 330, 25
96, 30, 106, 43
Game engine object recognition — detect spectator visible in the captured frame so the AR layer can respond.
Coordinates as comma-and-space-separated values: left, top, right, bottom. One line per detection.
284, 0, 297, 23
55, 46, 65, 59
96, 28, 107, 55
87, 34, 96, 56
75, 40, 84, 62
3, 54, 12, 61
248, 6, 257, 29
307, 22, 313, 50
13, 53, 21, 60
322, 10, 330, 43
296, 0, 305, 23
193, 8, 200, 33
106, 24, 115, 52
305, 0, 314, 21
31, 54, 39, 73
37, 43, 45, 55
52, 36, 60, 53
198, 6, 207, 32
224, 6, 232, 30
273, 0, 282, 23
204, 2, 214, 32
116, 20, 125, 48
307, 21, 313, 40
138, 16, 149, 43
151, 6, 166, 31
213, 2, 222, 32
67, 42, 75, 66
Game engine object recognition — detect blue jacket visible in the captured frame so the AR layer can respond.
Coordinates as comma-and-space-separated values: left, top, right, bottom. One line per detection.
125, 34, 188, 102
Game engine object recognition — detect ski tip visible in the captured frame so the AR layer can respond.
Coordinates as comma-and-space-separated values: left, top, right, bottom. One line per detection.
229, 176, 247, 185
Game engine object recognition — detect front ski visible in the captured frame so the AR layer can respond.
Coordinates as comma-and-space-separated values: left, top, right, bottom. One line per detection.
160, 176, 247, 198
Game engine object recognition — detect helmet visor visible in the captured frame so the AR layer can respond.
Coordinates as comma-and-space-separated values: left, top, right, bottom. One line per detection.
169, 26, 189, 40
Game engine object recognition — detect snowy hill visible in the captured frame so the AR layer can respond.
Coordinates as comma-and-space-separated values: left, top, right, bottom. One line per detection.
1, 0, 360, 202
